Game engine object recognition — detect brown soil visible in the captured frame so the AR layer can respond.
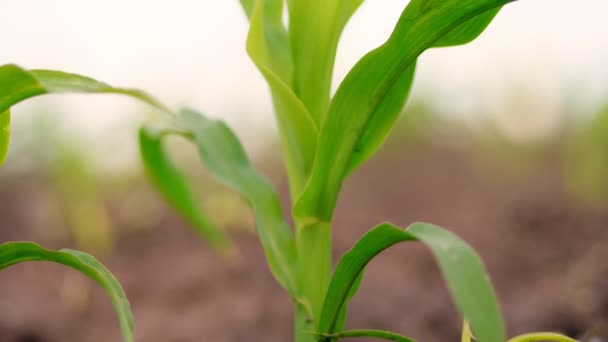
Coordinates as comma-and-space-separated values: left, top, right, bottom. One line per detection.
1, 143, 607, 342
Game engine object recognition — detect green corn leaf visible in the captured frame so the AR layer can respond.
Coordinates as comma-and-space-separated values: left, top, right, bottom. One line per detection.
294, 0, 510, 223
0, 110, 9, 165
317, 222, 504, 342
334, 270, 364, 332
0, 241, 134, 342
239, 0, 254, 18
287, 0, 365, 122
507, 333, 578, 342
177, 108, 297, 296
319, 329, 415, 342
243, 0, 318, 198
0, 64, 172, 114
432, 8, 501, 47
139, 127, 233, 253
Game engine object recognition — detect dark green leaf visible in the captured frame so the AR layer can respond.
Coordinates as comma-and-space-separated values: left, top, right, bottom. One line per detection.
0, 241, 134, 342
0, 64, 171, 114
139, 127, 233, 253
318, 222, 504, 342
177, 108, 297, 296
295, 0, 510, 222
0, 110, 9, 165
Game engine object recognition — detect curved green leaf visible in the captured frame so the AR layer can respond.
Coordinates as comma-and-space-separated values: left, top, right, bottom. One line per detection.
319, 329, 415, 342
432, 8, 501, 47
139, 127, 233, 253
287, 0, 365, 122
0, 64, 172, 114
0, 110, 9, 165
295, 0, 511, 222
317, 222, 504, 342
507, 333, 577, 342
244, 0, 318, 198
0, 241, 133, 342
176, 108, 297, 296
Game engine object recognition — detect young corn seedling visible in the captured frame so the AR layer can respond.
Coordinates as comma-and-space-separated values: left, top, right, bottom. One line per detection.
0, 1, 579, 341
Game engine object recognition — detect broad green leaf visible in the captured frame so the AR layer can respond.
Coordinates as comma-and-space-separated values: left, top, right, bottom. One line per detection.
317, 222, 504, 342
177, 108, 297, 295
0, 110, 9, 165
295, 0, 510, 222
0, 64, 171, 114
319, 329, 415, 342
244, 0, 318, 198
0, 241, 133, 342
139, 127, 233, 253
287, 0, 365, 122
507, 333, 577, 342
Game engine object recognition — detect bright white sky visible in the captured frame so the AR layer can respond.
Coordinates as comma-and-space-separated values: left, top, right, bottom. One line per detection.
1, 0, 607, 148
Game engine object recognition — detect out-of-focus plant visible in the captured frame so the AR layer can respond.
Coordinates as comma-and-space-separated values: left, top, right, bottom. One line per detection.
0, 1, 577, 341
565, 104, 608, 203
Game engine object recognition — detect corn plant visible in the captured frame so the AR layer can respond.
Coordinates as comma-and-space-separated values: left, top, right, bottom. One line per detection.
0, 1, 578, 341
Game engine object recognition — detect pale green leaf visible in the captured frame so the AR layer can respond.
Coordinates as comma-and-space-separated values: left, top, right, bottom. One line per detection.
139, 127, 233, 253
507, 332, 578, 342
177, 108, 297, 295
244, 0, 318, 198
0, 241, 134, 342
295, 0, 511, 222
0, 64, 171, 114
287, 0, 365, 122
317, 222, 504, 342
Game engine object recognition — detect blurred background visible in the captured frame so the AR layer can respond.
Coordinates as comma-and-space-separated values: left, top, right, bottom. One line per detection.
1, 0, 608, 341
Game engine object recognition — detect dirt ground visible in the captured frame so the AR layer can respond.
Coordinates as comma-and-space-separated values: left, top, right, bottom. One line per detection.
1, 142, 607, 342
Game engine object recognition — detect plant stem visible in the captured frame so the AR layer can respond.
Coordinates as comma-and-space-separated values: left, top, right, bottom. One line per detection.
295, 221, 332, 342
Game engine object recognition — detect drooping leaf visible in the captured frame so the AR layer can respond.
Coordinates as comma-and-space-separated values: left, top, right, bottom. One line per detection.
319, 329, 415, 342
139, 127, 233, 253
287, 0, 365, 122
0, 64, 171, 114
243, 0, 318, 198
317, 222, 504, 342
295, 0, 511, 222
177, 108, 297, 296
0, 110, 9, 165
0, 241, 134, 342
